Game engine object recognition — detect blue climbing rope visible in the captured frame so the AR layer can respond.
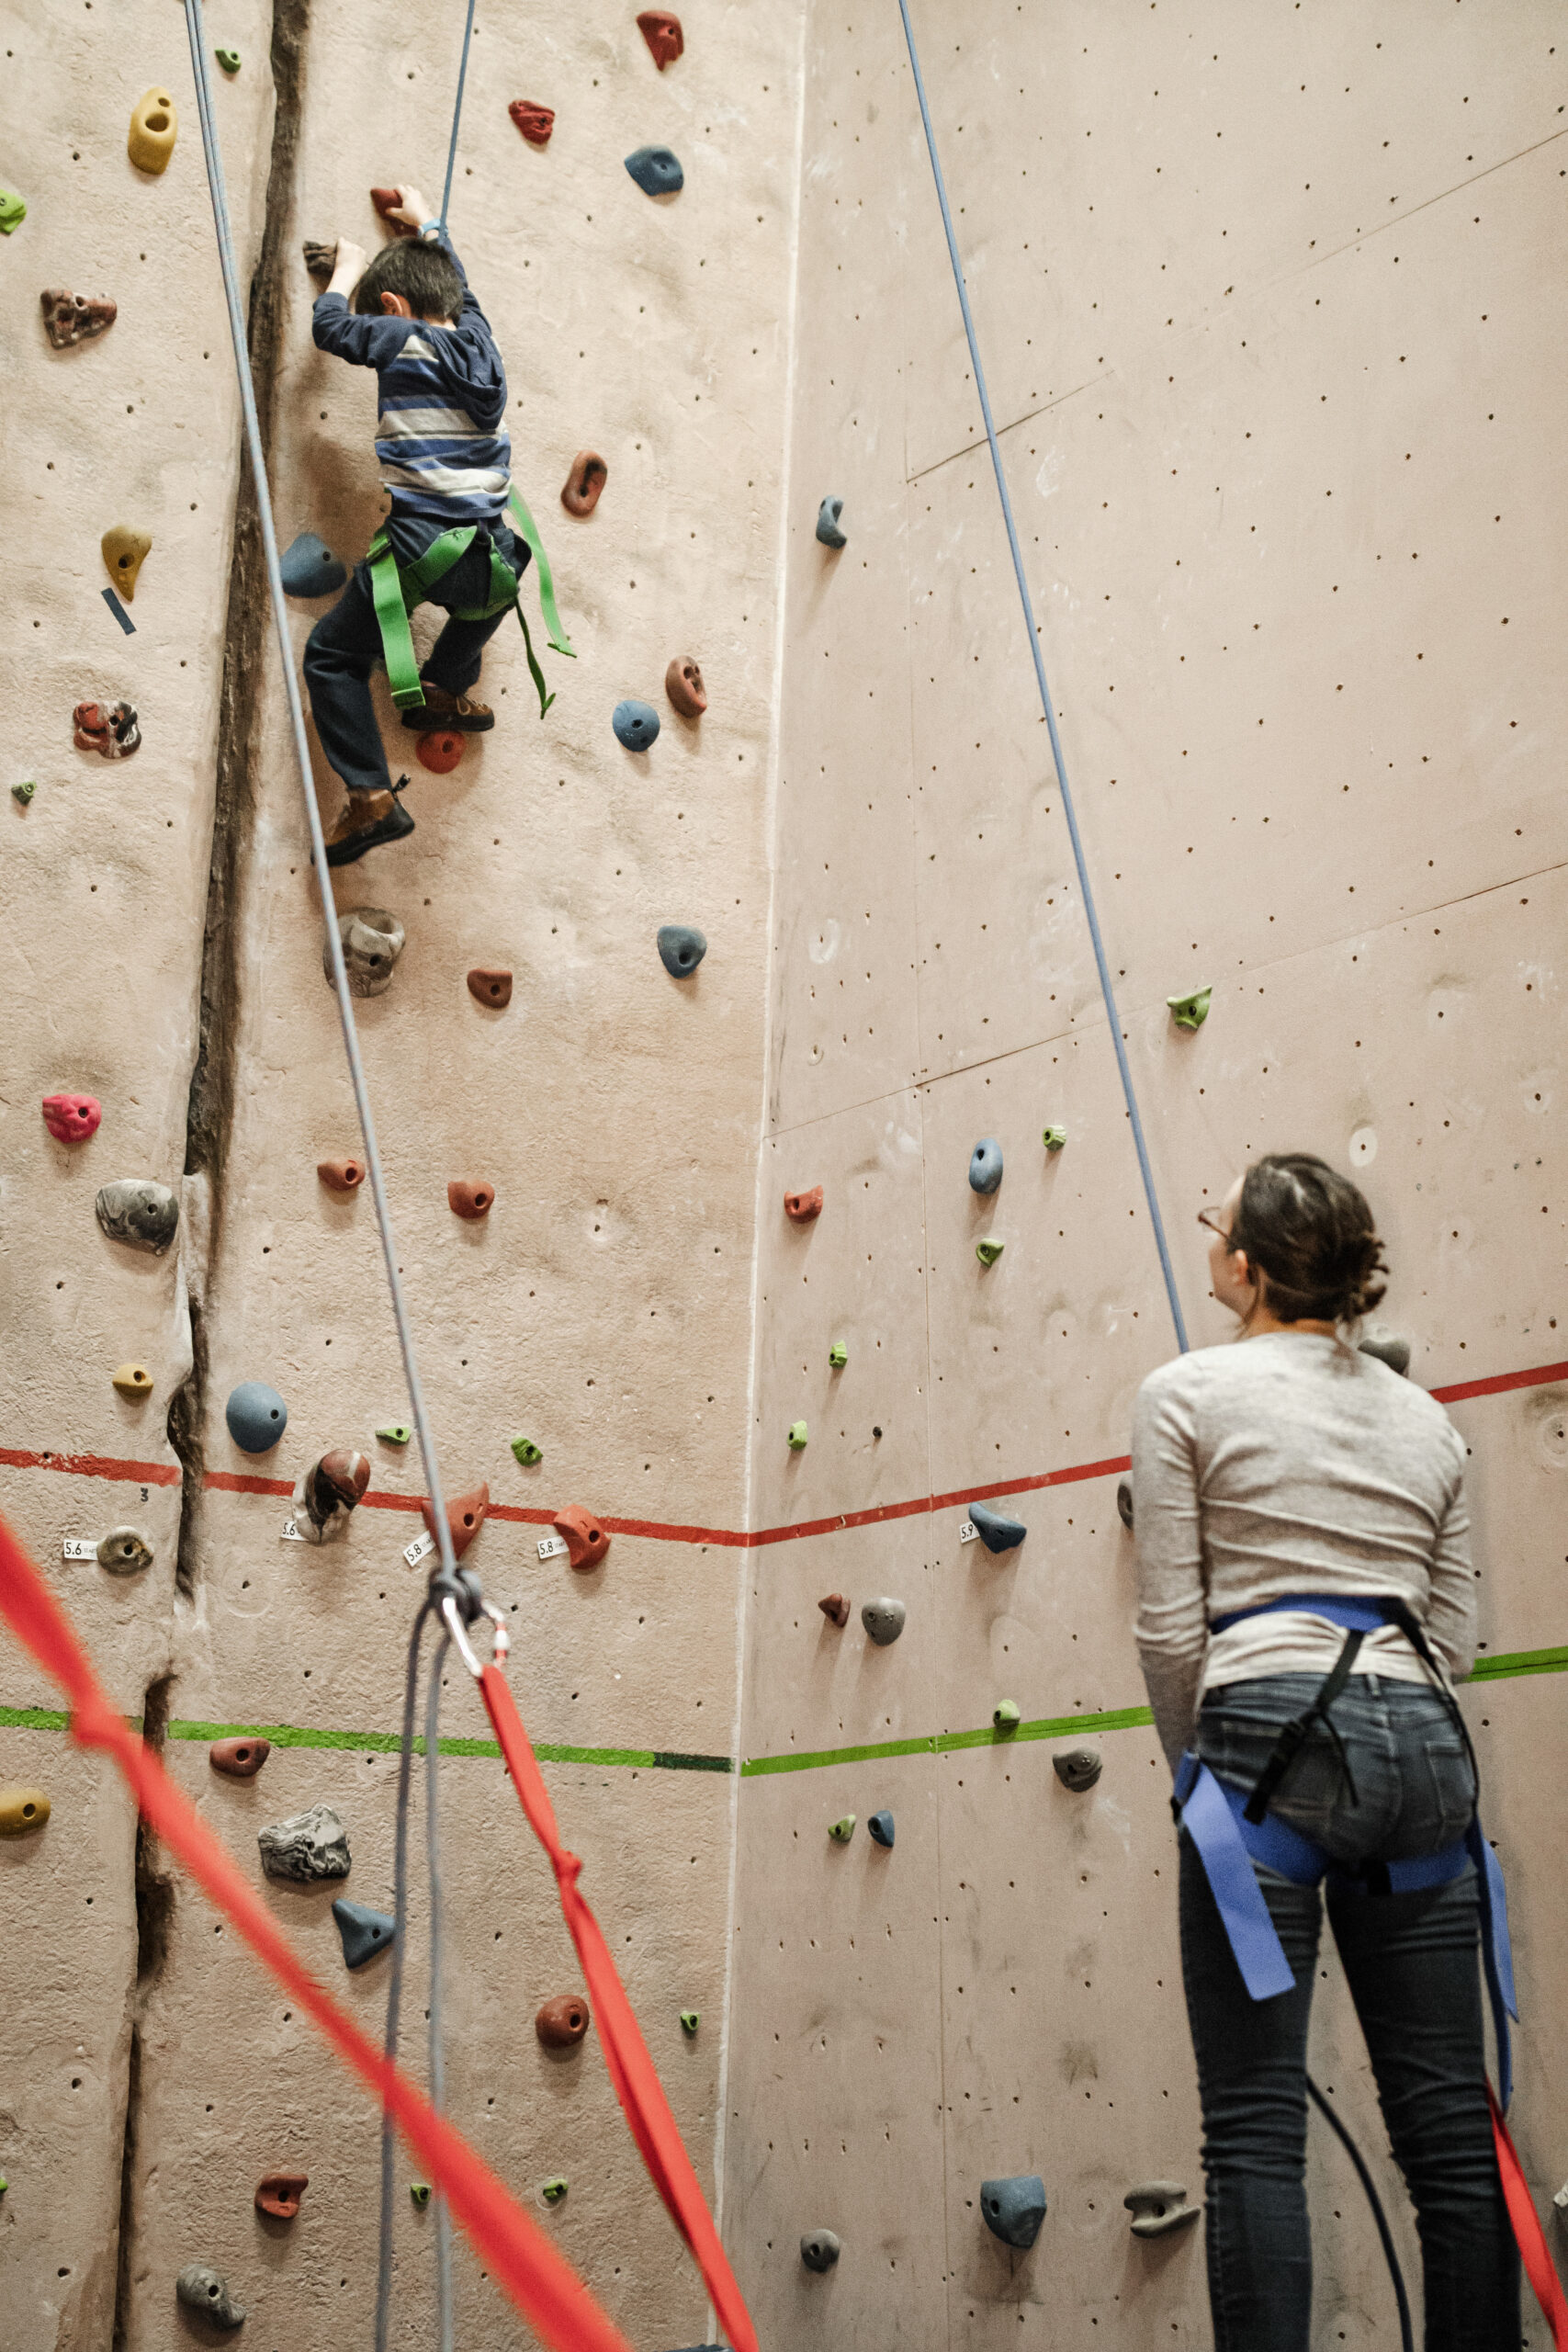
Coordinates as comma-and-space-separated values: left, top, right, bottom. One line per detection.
893, 0, 1190, 1354
439, 0, 479, 232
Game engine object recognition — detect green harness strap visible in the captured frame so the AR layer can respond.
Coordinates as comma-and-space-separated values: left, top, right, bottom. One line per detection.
366, 485, 576, 720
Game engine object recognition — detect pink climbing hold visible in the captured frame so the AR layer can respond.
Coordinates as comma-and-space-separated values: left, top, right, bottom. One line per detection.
370, 187, 416, 239
421, 1484, 490, 1563
509, 100, 555, 147
784, 1185, 823, 1224
39, 289, 118, 349
553, 1505, 610, 1571
637, 10, 684, 70
416, 729, 464, 775
41, 1094, 102, 1143
317, 1158, 365, 1193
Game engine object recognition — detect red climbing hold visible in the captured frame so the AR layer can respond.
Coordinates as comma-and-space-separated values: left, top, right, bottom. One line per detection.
467, 967, 513, 1009
784, 1186, 823, 1223
637, 10, 684, 69
209, 1736, 271, 1779
448, 1178, 494, 1220
421, 1484, 490, 1563
73, 699, 141, 759
818, 1594, 850, 1628
509, 100, 555, 147
317, 1158, 365, 1193
41, 1093, 102, 1143
255, 2173, 309, 2221
553, 1506, 609, 1571
370, 187, 416, 238
535, 1993, 591, 2048
417, 729, 464, 775
561, 452, 608, 518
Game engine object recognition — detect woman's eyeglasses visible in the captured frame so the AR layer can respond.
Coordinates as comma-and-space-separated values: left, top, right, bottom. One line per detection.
1197, 1208, 1232, 1243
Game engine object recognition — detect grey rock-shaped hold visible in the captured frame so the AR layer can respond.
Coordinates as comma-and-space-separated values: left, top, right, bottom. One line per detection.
279, 531, 347, 598
1359, 1331, 1411, 1377
96, 1526, 153, 1575
1053, 1747, 1101, 1793
175, 2263, 247, 2329
625, 144, 683, 196
95, 1178, 179, 1254
333, 1896, 395, 1968
968, 1500, 1025, 1554
816, 496, 846, 548
1116, 1477, 1134, 1531
226, 1382, 288, 1454
326, 906, 404, 998
969, 1136, 1004, 1194
980, 2174, 1047, 2250
613, 697, 660, 751
861, 1596, 905, 1646
657, 924, 706, 978
867, 1809, 895, 1849
800, 2228, 840, 2272
1124, 2179, 1201, 2238
258, 1804, 351, 1885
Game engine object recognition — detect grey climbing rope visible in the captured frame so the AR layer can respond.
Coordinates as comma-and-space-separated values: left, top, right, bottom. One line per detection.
438, 0, 479, 234
425, 1633, 455, 2352
893, 0, 1190, 1354
375, 1608, 430, 2352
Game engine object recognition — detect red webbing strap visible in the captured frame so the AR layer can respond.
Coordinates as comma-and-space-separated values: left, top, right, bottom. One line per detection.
0, 1511, 633, 2352
477, 1662, 758, 2352
1489, 2086, 1568, 2344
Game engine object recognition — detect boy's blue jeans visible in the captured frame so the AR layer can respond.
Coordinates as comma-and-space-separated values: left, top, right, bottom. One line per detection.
303, 526, 525, 797
1179, 1673, 1518, 2351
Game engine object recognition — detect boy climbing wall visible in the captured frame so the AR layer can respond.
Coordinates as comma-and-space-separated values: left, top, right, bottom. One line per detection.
303, 185, 528, 865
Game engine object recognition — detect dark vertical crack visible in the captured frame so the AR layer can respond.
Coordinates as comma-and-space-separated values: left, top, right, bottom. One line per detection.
110, 1674, 176, 2352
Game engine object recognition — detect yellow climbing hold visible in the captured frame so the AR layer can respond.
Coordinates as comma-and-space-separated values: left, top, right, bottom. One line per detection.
101, 526, 152, 602
113, 1362, 154, 1398
0, 1787, 51, 1838
128, 89, 178, 175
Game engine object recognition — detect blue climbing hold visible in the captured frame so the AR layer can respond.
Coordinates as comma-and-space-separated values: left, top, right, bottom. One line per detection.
657, 925, 706, 978
969, 1137, 1003, 1194
980, 2174, 1047, 2250
968, 1500, 1026, 1555
279, 531, 347, 598
867, 1810, 895, 1849
225, 1381, 288, 1454
625, 145, 683, 196
816, 496, 846, 548
332, 1897, 396, 1970
613, 698, 660, 751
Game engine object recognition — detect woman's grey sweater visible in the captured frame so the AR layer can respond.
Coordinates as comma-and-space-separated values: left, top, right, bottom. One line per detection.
1131, 1331, 1474, 1770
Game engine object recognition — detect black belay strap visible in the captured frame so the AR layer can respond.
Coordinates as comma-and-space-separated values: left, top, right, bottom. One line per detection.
1243, 1625, 1366, 1824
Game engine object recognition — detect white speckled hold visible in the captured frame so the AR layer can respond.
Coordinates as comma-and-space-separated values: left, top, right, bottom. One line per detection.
175, 2263, 247, 2328
95, 1179, 179, 1254
326, 907, 404, 998
257, 1804, 351, 1884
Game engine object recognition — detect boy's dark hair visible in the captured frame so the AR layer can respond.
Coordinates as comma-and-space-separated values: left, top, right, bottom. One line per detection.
352, 240, 464, 322
1230, 1153, 1388, 1325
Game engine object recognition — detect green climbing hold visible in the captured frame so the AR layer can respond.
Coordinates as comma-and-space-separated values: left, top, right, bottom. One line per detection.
0, 191, 27, 235
1167, 985, 1213, 1032
541, 2177, 569, 2205
1042, 1125, 1066, 1152
215, 48, 241, 72
829, 1341, 847, 1369
0, 2177, 6, 2195
788, 1420, 808, 1450
993, 1700, 1021, 1732
828, 1815, 856, 1843
976, 1238, 1004, 1267
377, 1423, 412, 1445
511, 1435, 544, 1467
410, 2182, 431, 2208
680, 2010, 699, 2035
11, 781, 36, 805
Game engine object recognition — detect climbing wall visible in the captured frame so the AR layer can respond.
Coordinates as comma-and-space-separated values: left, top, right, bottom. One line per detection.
724, 2, 1568, 2347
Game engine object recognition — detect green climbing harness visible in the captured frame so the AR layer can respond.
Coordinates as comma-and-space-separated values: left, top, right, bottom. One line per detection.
367, 484, 575, 720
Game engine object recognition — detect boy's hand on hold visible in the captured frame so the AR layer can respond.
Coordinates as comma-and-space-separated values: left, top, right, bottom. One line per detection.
327, 239, 366, 298
388, 187, 432, 232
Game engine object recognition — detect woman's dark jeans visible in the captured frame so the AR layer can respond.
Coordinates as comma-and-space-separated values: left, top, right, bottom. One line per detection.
1180, 1673, 1518, 2351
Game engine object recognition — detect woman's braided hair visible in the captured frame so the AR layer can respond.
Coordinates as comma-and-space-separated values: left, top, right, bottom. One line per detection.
1229, 1153, 1388, 1325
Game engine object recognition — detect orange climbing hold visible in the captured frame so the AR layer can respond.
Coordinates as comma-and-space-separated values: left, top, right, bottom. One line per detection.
784, 1185, 823, 1223
255, 2173, 309, 2221
317, 1158, 365, 1193
417, 729, 464, 775
535, 1993, 591, 2048
467, 967, 513, 1009
421, 1484, 490, 1562
637, 10, 684, 69
560, 451, 607, 517
509, 100, 555, 147
818, 1594, 850, 1628
553, 1506, 609, 1571
448, 1178, 494, 1219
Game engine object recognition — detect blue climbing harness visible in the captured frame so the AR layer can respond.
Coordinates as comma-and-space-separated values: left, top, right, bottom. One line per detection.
1174, 1593, 1518, 2107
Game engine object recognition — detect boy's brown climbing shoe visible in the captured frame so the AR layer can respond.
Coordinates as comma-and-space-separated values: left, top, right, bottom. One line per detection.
402, 684, 495, 732
324, 784, 415, 867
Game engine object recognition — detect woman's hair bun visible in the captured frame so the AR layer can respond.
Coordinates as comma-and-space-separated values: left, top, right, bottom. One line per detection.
1231, 1154, 1387, 1326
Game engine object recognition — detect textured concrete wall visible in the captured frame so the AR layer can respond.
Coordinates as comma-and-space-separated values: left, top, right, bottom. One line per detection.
725, 3, 1567, 2347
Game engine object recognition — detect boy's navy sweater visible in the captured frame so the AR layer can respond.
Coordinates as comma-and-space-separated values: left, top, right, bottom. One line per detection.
312, 231, 513, 569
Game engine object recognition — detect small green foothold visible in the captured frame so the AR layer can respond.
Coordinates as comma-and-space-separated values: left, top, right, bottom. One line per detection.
511, 1435, 544, 1467
215, 47, 241, 72
976, 1238, 1005, 1267
0, 191, 27, 236
12, 781, 36, 805
1167, 985, 1213, 1033
680, 2010, 700, 2035
828, 1342, 847, 1369
788, 1420, 808, 1450
828, 1815, 856, 1843
410, 2182, 431, 2208
993, 1700, 1021, 1731
377, 1422, 412, 1445
0, 2177, 7, 2195
1042, 1125, 1066, 1152
541, 2177, 569, 2205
